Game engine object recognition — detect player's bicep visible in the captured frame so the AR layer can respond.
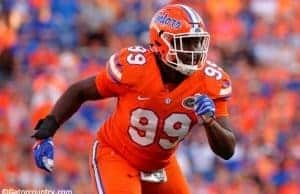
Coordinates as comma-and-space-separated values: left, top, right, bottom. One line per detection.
72, 76, 103, 101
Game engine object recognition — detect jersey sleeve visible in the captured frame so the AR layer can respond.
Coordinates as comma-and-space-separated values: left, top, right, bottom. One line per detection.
95, 51, 128, 97
95, 45, 157, 97
212, 75, 231, 116
202, 61, 233, 116
214, 98, 229, 116
202, 61, 232, 99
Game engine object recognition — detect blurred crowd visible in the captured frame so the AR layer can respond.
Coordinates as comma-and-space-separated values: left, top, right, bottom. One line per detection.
0, 0, 299, 194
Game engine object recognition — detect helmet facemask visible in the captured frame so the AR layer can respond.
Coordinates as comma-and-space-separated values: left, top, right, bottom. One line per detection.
161, 31, 210, 75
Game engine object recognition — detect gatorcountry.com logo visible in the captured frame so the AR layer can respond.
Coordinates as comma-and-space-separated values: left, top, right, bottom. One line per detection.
154, 12, 181, 29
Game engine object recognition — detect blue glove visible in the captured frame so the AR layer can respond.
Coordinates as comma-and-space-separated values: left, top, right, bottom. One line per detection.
33, 138, 54, 172
194, 94, 215, 117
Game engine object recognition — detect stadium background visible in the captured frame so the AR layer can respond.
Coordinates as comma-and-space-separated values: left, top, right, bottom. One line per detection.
0, 0, 299, 193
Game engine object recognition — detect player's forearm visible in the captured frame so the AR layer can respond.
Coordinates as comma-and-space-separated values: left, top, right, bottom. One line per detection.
51, 77, 102, 125
203, 118, 235, 160
32, 77, 102, 139
50, 84, 87, 124
30, 85, 84, 140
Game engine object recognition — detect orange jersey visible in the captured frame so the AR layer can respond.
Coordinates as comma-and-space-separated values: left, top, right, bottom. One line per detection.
95, 46, 232, 171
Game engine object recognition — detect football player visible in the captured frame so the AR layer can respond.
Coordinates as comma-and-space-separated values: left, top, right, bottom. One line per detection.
32, 4, 235, 194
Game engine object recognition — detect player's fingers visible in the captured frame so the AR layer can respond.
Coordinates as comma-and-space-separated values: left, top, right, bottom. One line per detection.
194, 95, 207, 104
198, 101, 212, 110
42, 156, 54, 172
44, 141, 54, 159
34, 148, 44, 169
195, 101, 211, 113
197, 106, 215, 115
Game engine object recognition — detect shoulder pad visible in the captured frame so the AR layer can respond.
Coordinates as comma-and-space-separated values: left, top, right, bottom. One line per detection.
106, 46, 156, 86
201, 60, 232, 99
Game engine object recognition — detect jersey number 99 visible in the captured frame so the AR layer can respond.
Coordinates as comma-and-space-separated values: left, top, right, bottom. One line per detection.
128, 108, 192, 150
127, 46, 147, 65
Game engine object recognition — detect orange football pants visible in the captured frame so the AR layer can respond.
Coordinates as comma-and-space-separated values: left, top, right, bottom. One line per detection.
89, 140, 190, 194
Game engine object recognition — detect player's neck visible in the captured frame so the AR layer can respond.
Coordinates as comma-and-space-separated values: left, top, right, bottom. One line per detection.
155, 56, 186, 85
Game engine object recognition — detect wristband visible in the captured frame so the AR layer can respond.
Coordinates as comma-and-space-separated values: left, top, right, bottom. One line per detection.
32, 115, 60, 139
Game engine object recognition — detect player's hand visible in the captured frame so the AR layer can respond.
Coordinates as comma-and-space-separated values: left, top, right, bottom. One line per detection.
33, 138, 54, 172
194, 94, 215, 118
